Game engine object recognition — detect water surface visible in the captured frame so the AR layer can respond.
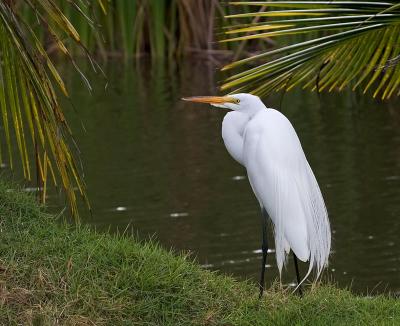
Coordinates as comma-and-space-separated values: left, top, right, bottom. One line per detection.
15, 60, 400, 293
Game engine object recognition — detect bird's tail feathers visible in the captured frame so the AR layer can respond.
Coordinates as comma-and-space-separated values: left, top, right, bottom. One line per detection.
292, 162, 331, 292
262, 160, 331, 291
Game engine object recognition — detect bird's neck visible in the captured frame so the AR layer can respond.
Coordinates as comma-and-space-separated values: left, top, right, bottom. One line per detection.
242, 103, 267, 119
221, 111, 249, 166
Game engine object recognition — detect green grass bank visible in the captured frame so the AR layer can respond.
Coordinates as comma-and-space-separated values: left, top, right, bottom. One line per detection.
0, 182, 399, 325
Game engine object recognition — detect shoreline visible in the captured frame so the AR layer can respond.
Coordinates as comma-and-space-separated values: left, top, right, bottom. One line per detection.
0, 181, 399, 325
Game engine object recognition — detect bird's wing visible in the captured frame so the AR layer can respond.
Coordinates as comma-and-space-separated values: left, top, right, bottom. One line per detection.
244, 109, 330, 278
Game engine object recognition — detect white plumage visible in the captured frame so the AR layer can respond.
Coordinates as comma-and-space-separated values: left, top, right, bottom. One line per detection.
222, 95, 330, 284
183, 93, 331, 291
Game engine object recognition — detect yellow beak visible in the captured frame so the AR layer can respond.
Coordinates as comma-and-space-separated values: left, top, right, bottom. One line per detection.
181, 96, 236, 105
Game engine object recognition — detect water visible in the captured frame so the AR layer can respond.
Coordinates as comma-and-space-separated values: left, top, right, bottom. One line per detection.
7, 59, 400, 294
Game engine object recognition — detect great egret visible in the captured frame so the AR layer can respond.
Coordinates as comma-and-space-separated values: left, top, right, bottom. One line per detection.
182, 93, 331, 297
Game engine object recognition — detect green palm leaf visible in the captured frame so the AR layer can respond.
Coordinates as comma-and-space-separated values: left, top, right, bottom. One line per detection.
0, 1, 96, 217
222, 1, 400, 99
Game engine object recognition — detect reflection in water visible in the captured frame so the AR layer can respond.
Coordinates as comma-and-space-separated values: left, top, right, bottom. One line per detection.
9, 59, 400, 294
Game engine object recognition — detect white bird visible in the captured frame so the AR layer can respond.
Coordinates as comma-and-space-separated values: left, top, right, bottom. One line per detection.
182, 93, 331, 297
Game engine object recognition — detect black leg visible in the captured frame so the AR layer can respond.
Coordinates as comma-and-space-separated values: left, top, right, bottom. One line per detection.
293, 253, 303, 297
259, 208, 269, 298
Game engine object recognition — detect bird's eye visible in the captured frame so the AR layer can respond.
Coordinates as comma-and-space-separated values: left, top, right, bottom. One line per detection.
235, 99, 240, 104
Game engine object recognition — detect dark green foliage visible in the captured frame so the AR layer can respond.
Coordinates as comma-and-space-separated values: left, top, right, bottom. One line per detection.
16, 0, 270, 59
17, 0, 230, 59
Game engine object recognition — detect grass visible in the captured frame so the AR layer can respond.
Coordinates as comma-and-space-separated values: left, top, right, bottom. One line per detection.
0, 181, 399, 325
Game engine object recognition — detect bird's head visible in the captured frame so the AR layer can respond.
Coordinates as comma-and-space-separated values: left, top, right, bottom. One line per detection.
182, 93, 263, 112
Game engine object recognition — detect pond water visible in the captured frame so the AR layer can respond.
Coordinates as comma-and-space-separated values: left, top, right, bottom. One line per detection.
13, 59, 400, 294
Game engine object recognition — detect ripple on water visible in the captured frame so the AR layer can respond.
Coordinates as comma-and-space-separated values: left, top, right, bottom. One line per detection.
384, 175, 400, 181
213, 258, 272, 268
231, 175, 246, 181
252, 249, 276, 254
169, 212, 189, 218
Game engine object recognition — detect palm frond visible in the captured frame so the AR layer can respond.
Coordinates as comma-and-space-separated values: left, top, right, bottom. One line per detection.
222, 1, 400, 99
0, 1, 94, 217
